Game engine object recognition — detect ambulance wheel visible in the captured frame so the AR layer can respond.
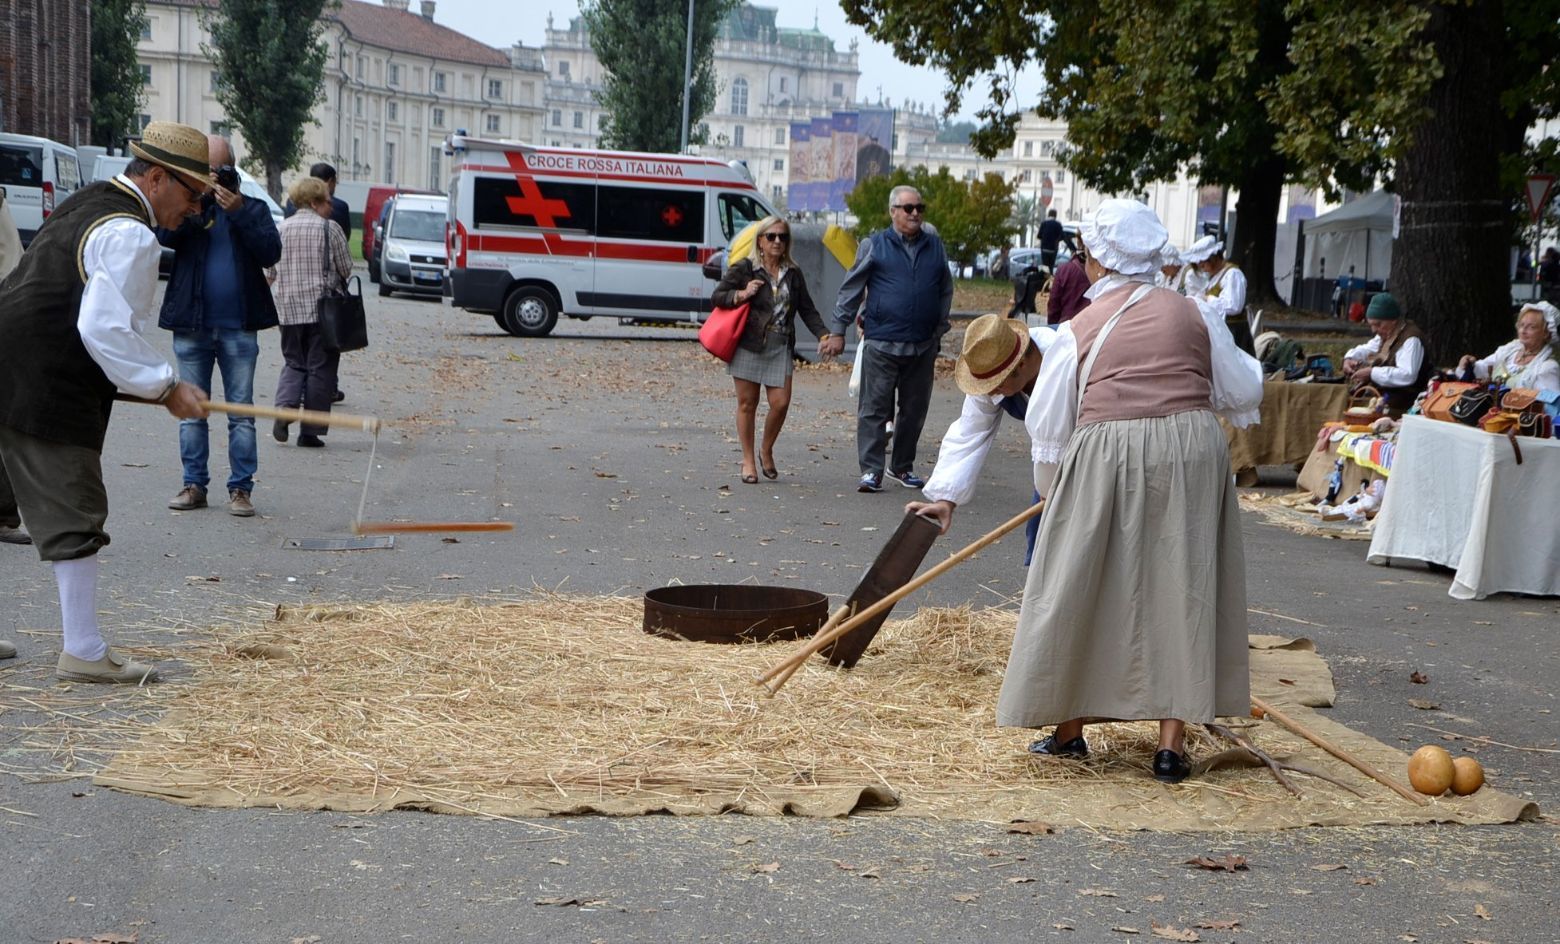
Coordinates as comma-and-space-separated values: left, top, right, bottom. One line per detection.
501, 286, 559, 337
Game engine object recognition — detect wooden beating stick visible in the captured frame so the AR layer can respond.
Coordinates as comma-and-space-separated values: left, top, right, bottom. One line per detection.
757, 501, 1046, 691
762, 604, 851, 698
199, 400, 381, 434
352, 521, 514, 535
1251, 696, 1429, 806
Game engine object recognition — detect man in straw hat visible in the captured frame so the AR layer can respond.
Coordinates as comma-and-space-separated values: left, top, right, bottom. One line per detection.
0, 121, 212, 683
999, 199, 1262, 784
907, 314, 1057, 564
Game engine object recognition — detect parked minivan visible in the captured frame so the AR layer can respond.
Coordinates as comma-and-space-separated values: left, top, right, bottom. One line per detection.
0, 132, 84, 246
363, 184, 439, 283
378, 193, 448, 298
443, 135, 777, 336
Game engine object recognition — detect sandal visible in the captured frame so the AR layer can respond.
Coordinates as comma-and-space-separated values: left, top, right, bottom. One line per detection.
741, 471, 759, 484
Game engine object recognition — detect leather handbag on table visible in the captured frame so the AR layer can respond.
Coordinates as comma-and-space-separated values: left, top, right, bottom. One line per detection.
315, 219, 368, 353
698, 302, 750, 362
1448, 387, 1495, 426
1422, 381, 1479, 422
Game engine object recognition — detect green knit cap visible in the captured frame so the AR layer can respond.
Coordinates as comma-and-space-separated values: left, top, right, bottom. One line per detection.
1366, 292, 1401, 321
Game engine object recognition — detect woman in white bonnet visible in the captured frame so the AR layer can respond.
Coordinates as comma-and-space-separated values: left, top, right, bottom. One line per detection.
999, 199, 1263, 783
1456, 302, 1560, 391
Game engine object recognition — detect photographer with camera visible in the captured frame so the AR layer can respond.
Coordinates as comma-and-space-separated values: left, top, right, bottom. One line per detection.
158, 135, 281, 518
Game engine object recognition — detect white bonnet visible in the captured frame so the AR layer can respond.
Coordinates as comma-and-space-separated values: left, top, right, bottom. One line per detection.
1160, 245, 1182, 267
1519, 300, 1560, 341
1181, 234, 1223, 263
1078, 199, 1168, 276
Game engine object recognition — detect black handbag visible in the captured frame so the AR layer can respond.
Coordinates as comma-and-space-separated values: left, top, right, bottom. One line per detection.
1448, 387, 1494, 426
314, 218, 368, 353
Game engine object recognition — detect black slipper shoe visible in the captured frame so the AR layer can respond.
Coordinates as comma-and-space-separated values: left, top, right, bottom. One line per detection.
1027, 734, 1089, 758
1153, 748, 1191, 783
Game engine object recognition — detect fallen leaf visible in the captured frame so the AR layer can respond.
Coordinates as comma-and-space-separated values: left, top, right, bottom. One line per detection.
1112, 927, 1141, 935
952, 893, 981, 903
593, 471, 617, 478
750, 862, 780, 874
1398, 936, 1417, 942
534, 896, 607, 907
731, 835, 755, 846
1195, 920, 1241, 931
1186, 854, 1248, 872
1278, 678, 1296, 686
830, 860, 859, 872
434, 573, 463, 580
1410, 671, 1429, 684
1311, 863, 1348, 872
1474, 904, 1491, 920
288, 938, 321, 944
1080, 887, 1120, 897
120, 462, 149, 468
440, 537, 460, 544
1008, 876, 1035, 884
1144, 894, 1166, 902
1151, 924, 1200, 942
857, 867, 881, 879
1053, 923, 1075, 931
1354, 877, 1378, 886
1408, 699, 1440, 711
547, 857, 568, 866
1007, 820, 1055, 835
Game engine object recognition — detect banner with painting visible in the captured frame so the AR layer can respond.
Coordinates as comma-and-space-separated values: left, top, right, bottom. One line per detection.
787, 122, 811, 212
784, 107, 894, 213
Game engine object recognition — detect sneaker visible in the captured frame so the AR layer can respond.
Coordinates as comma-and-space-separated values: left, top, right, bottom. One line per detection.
857, 472, 883, 493
228, 490, 255, 517
56, 648, 160, 684
297, 434, 325, 448
885, 469, 926, 489
168, 484, 207, 510
0, 524, 32, 545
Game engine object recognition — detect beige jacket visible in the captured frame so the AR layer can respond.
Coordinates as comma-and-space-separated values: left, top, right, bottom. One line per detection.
0, 195, 22, 281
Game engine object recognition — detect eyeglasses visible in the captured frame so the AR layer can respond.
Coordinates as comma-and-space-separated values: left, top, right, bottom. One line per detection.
892, 203, 927, 214
167, 169, 206, 203
761, 232, 790, 243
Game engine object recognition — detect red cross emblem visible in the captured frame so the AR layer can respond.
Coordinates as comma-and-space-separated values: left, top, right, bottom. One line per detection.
503, 154, 570, 229
661, 204, 684, 228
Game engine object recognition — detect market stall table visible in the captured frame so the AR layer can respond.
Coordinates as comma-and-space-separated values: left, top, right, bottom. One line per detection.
1367, 416, 1560, 600
1224, 381, 1350, 477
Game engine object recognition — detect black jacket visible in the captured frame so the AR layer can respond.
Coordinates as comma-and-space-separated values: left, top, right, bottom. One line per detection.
157, 196, 282, 333
711, 257, 828, 354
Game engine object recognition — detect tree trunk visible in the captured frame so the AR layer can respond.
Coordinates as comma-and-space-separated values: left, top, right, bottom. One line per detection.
266, 161, 284, 204
1230, 152, 1286, 311
1392, 0, 1511, 361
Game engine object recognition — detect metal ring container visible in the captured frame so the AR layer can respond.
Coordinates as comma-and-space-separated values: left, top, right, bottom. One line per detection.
642, 584, 828, 644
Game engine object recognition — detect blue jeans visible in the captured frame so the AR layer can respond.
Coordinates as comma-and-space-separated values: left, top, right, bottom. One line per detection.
173, 328, 259, 493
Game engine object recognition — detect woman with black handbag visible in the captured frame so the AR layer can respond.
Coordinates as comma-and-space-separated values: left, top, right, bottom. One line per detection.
271, 177, 353, 447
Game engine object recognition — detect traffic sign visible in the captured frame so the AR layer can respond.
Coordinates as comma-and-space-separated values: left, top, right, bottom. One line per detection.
1525, 174, 1555, 225
1040, 174, 1054, 209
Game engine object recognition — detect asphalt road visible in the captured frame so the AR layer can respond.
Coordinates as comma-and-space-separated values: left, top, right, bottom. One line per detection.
2, 286, 1557, 943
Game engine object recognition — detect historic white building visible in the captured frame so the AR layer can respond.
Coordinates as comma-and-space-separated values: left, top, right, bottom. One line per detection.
136, 0, 545, 197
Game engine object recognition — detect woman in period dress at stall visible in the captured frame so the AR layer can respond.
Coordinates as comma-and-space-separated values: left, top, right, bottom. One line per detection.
997, 200, 1264, 784
1456, 302, 1560, 392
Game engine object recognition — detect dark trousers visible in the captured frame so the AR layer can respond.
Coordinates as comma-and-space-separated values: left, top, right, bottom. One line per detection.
857, 342, 937, 477
0, 423, 109, 562
276, 323, 340, 436
0, 457, 18, 528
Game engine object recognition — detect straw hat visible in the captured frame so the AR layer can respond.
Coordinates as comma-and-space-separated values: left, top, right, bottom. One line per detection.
128, 122, 212, 189
955, 314, 1032, 396
1079, 199, 1168, 276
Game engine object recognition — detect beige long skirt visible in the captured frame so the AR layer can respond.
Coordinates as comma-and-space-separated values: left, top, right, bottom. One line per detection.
996, 410, 1250, 728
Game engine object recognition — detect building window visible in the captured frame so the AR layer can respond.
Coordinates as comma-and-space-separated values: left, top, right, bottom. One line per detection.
1018, 169, 1031, 183
774, 127, 785, 145
572, 111, 583, 129
1023, 140, 1033, 158
432, 107, 445, 128
356, 56, 365, 80
209, 120, 231, 135
486, 114, 501, 133
552, 109, 562, 126
355, 95, 363, 117
487, 78, 503, 99
209, 70, 221, 93
733, 125, 744, 147
1040, 140, 1057, 157
352, 138, 360, 170
384, 141, 396, 185
772, 185, 782, 201
559, 60, 570, 77
832, 81, 844, 97
138, 114, 152, 131
730, 76, 748, 116
139, 64, 152, 85
1055, 169, 1066, 184
773, 158, 783, 172
388, 63, 400, 86
433, 72, 447, 93
387, 101, 399, 121
429, 147, 442, 191
140, 19, 152, 40
779, 76, 788, 93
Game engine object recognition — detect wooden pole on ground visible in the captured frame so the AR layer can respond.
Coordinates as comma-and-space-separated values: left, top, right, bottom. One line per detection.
1251, 695, 1429, 806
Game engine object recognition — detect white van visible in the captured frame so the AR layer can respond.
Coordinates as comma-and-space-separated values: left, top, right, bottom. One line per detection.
443, 135, 778, 336
0, 132, 84, 246
378, 193, 448, 298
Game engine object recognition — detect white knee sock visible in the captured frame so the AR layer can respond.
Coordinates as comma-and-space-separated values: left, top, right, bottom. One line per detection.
54, 555, 107, 661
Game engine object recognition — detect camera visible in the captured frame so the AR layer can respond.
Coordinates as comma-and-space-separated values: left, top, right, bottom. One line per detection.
214, 164, 240, 192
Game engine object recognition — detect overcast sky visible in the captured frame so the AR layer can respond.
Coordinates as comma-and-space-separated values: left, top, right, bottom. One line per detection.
431, 0, 1037, 124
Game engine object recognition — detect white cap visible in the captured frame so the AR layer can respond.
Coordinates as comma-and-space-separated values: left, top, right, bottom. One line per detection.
1078, 199, 1168, 276
1160, 245, 1182, 267
1181, 234, 1224, 263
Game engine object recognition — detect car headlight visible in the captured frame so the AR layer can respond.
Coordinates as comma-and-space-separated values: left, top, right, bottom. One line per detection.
386, 244, 409, 263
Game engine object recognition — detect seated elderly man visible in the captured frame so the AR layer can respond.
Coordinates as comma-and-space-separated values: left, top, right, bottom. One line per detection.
1343, 292, 1436, 415
907, 313, 1058, 564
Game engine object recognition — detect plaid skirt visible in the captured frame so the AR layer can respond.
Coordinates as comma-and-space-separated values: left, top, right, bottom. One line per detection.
728, 330, 792, 387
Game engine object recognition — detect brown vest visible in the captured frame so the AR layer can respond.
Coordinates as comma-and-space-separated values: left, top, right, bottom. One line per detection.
1366, 320, 1436, 411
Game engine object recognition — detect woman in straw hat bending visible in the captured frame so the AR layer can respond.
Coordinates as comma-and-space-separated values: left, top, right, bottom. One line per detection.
998, 200, 1263, 783
907, 313, 1057, 564
710, 215, 835, 483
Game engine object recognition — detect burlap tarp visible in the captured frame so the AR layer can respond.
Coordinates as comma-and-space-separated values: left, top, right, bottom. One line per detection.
1223, 381, 1350, 472
94, 600, 1537, 831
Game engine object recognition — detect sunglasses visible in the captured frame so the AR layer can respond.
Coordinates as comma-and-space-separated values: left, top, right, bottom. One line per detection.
761, 232, 790, 243
892, 203, 927, 214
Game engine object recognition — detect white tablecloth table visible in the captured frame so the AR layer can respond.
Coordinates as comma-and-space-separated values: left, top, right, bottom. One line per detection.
1367, 416, 1560, 600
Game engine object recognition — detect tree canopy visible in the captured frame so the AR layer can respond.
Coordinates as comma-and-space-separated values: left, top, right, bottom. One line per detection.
90, 0, 148, 149
201, 0, 333, 200
582, 0, 737, 153
845, 165, 1017, 268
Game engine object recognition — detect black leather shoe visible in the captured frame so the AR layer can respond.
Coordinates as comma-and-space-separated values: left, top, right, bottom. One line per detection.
1153, 749, 1191, 783
1027, 734, 1088, 757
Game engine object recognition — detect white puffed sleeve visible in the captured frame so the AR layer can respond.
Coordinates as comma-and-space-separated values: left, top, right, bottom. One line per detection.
921, 393, 1005, 507
1368, 336, 1423, 389
1344, 335, 1381, 363
1195, 298, 1264, 428
1024, 323, 1079, 498
77, 218, 177, 399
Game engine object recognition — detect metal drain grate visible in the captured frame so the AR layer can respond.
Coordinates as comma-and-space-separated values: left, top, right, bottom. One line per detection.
283, 536, 396, 551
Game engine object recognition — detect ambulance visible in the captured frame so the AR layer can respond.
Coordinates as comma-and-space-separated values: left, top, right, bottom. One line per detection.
443, 135, 779, 337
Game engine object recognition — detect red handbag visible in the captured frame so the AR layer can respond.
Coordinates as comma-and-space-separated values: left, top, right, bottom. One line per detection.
698, 302, 750, 362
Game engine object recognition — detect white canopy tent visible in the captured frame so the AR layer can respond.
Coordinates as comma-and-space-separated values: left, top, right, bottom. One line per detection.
1302, 190, 1396, 283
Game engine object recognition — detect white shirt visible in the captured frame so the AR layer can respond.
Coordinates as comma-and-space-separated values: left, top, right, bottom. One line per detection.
922, 326, 1058, 507
1344, 332, 1426, 389
76, 175, 177, 400
1470, 340, 1560, 392
1197, 264, 1246, 318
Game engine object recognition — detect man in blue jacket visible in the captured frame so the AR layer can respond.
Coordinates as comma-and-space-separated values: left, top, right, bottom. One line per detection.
160, 135, 281, 517
823, 185, 953, 492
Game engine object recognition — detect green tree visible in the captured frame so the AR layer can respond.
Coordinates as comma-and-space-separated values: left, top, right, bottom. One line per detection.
582, 0, 738, 153
845, 166, 1016, 270
201, 0, 333, 200
90, 0, 148, 149
1008, 193, 1041, 246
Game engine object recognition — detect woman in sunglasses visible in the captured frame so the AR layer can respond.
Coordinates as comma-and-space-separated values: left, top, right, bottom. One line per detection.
711, 216, 835, 483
